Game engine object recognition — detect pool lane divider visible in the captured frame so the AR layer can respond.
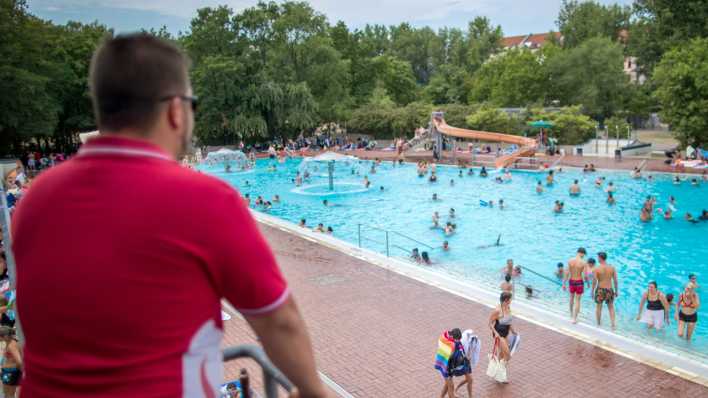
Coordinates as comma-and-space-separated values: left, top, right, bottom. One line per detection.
252, 210, 708, 388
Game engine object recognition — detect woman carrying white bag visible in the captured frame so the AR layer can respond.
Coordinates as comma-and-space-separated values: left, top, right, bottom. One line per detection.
487, 292, 520, 383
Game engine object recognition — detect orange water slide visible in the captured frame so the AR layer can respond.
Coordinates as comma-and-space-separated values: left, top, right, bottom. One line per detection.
432, 118, 537, 168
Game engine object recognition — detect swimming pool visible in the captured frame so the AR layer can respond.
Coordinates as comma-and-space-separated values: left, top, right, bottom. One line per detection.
201, 157, 707, 361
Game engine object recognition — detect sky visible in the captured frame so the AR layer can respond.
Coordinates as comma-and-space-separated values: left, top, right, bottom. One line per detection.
28, 0, 634, 37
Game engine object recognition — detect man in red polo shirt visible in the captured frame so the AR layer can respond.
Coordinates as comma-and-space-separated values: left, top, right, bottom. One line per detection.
12, 34, 327, 398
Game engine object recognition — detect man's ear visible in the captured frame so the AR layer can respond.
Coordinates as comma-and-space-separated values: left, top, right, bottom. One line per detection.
166, 97, 183, 131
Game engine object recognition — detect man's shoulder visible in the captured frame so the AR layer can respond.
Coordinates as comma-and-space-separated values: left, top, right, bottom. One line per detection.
163, 165, 239, 196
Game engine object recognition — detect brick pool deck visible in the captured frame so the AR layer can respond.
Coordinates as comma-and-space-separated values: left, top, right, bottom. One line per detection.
223, 224, 708, 397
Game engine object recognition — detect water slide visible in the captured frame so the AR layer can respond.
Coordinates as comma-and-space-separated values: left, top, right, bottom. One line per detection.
432, 116, 537, 168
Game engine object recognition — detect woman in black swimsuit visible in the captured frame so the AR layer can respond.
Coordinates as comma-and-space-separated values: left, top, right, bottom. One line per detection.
489, 292, 516, 370
676, 285, 700, 340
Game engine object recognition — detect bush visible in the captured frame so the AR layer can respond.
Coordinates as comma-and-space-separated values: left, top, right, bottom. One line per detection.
529, 106, 596, 144
465, 106, 522, 134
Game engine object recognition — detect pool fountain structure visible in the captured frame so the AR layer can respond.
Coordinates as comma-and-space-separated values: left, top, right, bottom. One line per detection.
294, 152, 370, 196
204, 148, 251, 172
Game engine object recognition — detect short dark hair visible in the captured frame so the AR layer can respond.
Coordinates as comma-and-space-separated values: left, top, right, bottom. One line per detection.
577, 247, 586, 254
449, 328, 462, 340
598, 252, 607, 260
500, 291, 512, 303
90, 33, 190, 132
504, 273, 511, 282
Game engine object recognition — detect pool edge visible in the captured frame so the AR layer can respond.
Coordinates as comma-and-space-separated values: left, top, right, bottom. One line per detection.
252, 210, 708, 388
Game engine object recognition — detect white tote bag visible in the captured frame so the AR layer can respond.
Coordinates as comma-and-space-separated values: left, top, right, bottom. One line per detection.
486, 338, 500, 378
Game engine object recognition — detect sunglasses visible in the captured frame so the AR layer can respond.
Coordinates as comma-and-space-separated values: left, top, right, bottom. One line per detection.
160, 95, 198, 112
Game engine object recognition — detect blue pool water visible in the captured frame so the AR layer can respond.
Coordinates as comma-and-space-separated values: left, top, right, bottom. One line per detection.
201, 157, 707, 360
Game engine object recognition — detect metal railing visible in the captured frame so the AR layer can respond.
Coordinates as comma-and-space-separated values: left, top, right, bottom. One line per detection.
357, 223, 434, 258
223, 345, 293, 398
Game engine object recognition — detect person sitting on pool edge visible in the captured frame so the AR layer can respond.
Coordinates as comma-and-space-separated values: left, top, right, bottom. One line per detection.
569, 180, 581, 196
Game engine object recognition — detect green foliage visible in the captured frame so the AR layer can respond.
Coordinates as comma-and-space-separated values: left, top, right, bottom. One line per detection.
605, 115, 631, 139
465, 106, 520, 134
469, 49, 547, 107
630, 0, 708, 76
653, 38, 708, 146
530, 106, 596, 144
373, 56, 418, 106
546, 37, 628, 121
557, 0, 630, 48
347, 101, 430, 139
423, 65, 471, 105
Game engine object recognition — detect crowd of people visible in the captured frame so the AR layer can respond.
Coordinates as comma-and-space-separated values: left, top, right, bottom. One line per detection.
1, 151, 69, 397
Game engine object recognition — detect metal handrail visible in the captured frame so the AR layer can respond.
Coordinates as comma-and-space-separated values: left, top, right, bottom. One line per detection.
357, 223, 435, 259
223, 345, 293, 398
519, 265, 562, 286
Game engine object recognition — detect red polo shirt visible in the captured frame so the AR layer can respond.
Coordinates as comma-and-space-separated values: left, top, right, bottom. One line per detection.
12, 136, 289, 397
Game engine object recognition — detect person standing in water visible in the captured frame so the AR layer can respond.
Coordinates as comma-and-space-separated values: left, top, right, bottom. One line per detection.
676, 284, 700, 340
592, 252, 618, 329
546, 170, 554, 185
636, 281, 670, 332
563, 248, 587, 324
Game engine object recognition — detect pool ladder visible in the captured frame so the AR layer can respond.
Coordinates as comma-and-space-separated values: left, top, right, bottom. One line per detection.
356, 223, 435, 257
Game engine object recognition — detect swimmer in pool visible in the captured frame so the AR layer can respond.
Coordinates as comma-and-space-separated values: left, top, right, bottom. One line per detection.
313, 223, 325, 233
432, 193, 440, 201
669, 196, 677, 209
380, 186, 384, 192
480, 166, 488, 177
569, 180, 581, 196
450, 179, 455, 186
363, 176, 371, 188
546, 170, 554, 185
685, 212, 699, 223
643, 195, 656, 212
273, 195, 280, 203
444, 222, 456, 236
673, 175, 681, 185
589, 164, 596, 172
503, 170, 512, 181
495, 176, 503, 183
657, 207, 672, 220
326, 226, 333, 234
595, 176, 605, 187
691, 178, 699, 186
499, 199, 505, 209
429, 173, 437, 182
411, 248, 421, 263
467, 168, 474, 176
555, 262, 565, 278
432, 211, 440, 228
458, 170, 463, 178
605, 182, 616, 193
298, 218, 306, 227
244, 194, 251, 206
640, 207, 653, 222
607, 192, 616, 205
630, 167, 641, 179
536, 181, 543, 193
500, 259, 514, 276
554, 200, 564, 213
295, 173, 302, 186
421, 251, 432, 265
513, 266, 522, 278
500, 273, 513, 293
449, 208, 456, 218
700, 210, 708, 221
488, 200, 494, 208
442, 241, 450, 251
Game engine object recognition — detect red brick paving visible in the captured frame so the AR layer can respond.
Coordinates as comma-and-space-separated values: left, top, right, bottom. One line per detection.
222, 225, 707, 397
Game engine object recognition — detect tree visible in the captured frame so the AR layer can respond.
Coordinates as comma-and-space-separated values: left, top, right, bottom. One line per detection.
465, 17, 503, 74
468, 49, 547, 107
630, 0, 708, 76
374, 56, 418, 106
181, 6, 238, 66
423, 64, 470, 105
557, 0, 630, 48
530, 106, 596, 144
465, 106, 520, 134
546, 37, 628, 122
653, 38, 708, 146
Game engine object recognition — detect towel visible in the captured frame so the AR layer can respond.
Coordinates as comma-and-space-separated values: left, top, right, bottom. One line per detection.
434, 331, 455, 378
508, 333, 521, 356
461, 329, 481, 368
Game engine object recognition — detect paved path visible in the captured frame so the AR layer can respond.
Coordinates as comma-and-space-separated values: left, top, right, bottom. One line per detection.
223, 225, 707, 397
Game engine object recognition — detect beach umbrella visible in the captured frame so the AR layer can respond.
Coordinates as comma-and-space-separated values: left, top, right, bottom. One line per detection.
527, 120, 554, 129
